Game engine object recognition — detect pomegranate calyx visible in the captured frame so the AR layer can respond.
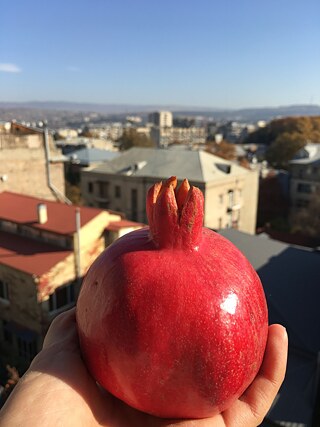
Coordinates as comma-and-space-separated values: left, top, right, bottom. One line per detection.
147, 177, 204, 250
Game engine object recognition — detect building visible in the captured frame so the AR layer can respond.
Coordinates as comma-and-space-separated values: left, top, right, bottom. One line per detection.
0, 121, 65, 201
80, 147, 259, 234
219, 229, 320, 426
148, 111, 173, 128
0, 191, 143, 371
289, 143, 320, 211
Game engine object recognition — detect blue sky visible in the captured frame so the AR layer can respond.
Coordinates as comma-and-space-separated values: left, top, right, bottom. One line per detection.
1, 0, 320, 108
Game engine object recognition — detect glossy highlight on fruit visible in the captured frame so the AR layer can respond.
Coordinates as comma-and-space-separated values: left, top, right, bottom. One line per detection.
76, 177, 268, 418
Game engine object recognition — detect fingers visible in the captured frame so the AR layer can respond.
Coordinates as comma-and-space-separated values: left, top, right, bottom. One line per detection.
240, 324, 288, 424
42, 307, 78, 350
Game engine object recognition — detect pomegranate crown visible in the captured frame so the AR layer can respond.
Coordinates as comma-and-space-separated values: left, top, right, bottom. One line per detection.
146, 176, 204, 250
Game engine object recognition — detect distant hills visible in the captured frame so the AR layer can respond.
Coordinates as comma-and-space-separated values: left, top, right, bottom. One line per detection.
1, 101, 320, 123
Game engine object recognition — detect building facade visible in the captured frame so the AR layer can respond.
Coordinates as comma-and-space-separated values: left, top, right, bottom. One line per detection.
0, 122, 65, 201
289, 143, 320, 212
80, 147, 259, 234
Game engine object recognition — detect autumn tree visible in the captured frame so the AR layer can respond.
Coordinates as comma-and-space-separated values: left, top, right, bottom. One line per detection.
205, 140, 236, 161
119, 129, 155, 151
243, 116, 320, 169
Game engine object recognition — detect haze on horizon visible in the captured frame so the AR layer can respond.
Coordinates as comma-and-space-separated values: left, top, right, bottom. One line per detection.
1, 0, 320, 110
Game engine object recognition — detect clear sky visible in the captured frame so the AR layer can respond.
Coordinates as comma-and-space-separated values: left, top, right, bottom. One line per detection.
1, 0, 320, 109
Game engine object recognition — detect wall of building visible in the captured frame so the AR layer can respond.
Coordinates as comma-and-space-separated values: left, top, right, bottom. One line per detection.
81, 169, 259, 234
0, 145, 65, 201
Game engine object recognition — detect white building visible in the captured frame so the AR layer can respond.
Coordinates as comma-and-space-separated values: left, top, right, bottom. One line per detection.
289, 143, 320, 210
148, 111, 173, 128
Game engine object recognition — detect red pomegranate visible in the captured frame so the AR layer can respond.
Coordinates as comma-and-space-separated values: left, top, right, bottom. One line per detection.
76, 176, 268, 418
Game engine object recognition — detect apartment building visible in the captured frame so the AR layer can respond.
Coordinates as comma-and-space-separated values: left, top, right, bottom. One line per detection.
80, 147, 259, 234
148, 111, 173, 128
289, 143, 320, 211
0, 191, 143, 371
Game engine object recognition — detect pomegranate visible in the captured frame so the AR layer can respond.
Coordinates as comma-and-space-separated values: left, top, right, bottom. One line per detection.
76, 177, 268, 418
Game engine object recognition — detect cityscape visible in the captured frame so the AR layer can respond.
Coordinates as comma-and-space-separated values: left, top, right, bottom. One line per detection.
0, 105, 320, 425
1, 0, 320, 425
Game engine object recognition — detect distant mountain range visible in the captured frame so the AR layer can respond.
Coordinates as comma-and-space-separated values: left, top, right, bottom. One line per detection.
1, 101, 320, 123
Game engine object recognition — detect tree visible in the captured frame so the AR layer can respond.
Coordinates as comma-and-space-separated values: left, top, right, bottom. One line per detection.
266, 132, 306, 169
243, 117, 320, 169
119, 129, 155, 151
205, 140, 236, 161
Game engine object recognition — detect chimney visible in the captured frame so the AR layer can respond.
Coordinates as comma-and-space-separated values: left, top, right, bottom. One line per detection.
37, 203, 48, 224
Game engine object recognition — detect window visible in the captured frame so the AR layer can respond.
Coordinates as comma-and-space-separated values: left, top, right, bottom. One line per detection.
115, 185, 121, 198
219, 194, 224, 204
97, 181, 109, 198
0, 280, 9, 302
297, 183, 312, 194
88, 182, 93, 193
228, 190, 234, 207
49, 283, 75, 312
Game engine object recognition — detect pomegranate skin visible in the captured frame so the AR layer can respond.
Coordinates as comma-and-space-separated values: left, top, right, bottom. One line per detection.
76, 223, 268, 418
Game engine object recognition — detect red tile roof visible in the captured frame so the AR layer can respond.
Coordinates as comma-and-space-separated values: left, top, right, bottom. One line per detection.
0, 191, 104, 235
0, 230, 72, 276
107, 219, 146, 232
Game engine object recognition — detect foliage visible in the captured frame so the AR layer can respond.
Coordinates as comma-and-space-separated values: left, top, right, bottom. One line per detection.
65, 182, 84, 205
205, 140, 236, 161
265, 132, 306, 169
243, 116, 320, 169
119, 128, 155, 151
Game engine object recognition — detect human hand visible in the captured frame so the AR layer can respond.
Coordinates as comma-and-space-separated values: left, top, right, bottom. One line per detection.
0, 308, 288, 427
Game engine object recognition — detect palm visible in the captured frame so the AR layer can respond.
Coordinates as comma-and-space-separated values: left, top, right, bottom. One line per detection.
0, 309, 287, 427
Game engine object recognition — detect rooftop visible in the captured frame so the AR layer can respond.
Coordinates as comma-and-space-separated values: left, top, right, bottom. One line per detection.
88, 147, 249, 183
0, 191, 104, 236
219, 228, 320, 425
65, 147, 119, 166
290, 143, 320, 165
106, 219, 146, 232
0, 230, 72, 276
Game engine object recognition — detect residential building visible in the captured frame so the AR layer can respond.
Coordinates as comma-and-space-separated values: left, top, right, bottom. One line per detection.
219, 228, 320, 426
0, 121, 65, 201
0, 191, 143, 371
80, 147, 259, 234
148, 111, 173, 128
289, 143, 320, 211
